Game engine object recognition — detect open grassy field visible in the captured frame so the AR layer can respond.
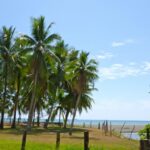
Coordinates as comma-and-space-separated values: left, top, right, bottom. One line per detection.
0, 126, 139, 150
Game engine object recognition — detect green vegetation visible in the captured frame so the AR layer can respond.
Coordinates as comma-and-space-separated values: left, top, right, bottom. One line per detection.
0, 16, 98, 130
0, 127, 138, 150
138, 124, 150, 139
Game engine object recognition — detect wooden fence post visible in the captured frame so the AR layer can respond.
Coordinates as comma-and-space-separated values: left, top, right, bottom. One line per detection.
140, 140, 145, 150
21, 130, 27, 150
83, 122, 85, 128
119, 121, 126, 137
84, 131, 89, 150
129, 125, 135, 140
56, 132, 60, 150
110, 122, 112, 136
90, 121, 92, 128
104, 121, 108, 136
98, 122, 100, 129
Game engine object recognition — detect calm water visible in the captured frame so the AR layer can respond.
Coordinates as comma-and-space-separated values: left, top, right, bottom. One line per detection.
5, 118, 150, 126
122, 132, 140, 140
72, 119, 150, 126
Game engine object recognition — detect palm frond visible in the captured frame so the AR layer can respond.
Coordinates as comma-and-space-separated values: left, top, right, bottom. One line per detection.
45, 33, 61, 44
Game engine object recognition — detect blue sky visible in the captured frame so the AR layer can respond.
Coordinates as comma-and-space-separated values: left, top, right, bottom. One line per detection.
1, 0, 150, 120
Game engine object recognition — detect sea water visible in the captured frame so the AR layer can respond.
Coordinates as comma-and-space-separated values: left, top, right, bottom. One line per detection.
72, 119, 150, 126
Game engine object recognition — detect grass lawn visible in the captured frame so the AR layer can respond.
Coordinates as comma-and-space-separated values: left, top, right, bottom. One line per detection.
0, 126, 139, 150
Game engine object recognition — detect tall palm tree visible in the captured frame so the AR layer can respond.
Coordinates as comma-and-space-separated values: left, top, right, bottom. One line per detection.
69, 51, 98, 132
10, 41, 25, 128
21, 16, 60, 130
61, 93, 73, 128
44, 40, 70, 128
0, 26, 15, 129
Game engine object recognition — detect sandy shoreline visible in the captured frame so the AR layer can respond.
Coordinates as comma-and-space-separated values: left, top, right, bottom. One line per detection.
111, 125, 144, 133
4, 122, 145, 133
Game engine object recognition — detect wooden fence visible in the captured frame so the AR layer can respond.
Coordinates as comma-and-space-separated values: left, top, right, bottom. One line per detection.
21, 130, 89, 150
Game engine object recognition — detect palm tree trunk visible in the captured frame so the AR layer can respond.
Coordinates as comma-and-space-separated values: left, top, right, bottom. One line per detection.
64, 109, 69, 129
17, 111, 21, 125
37, 109, 40, 127
70, 94, 81, 134
44, 106, 54, 128
0, 110, 5, 129
0, 65, 7, 129
27, 71, 38, 130
59, 109, 61, 123
11, 73, 20, 128
9, 117, 12, 124
32, 111, 35, 127
11, 104, 17, 128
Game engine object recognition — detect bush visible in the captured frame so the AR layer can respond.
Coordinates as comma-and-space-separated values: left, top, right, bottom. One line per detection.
138, 124, 150, 139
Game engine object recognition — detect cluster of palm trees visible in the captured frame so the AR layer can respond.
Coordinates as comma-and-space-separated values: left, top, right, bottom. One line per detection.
0, 16, 98, 130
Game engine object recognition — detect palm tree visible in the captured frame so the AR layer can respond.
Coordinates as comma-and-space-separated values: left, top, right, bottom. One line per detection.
21, 16, 60, 130
35, 96, 46, 127
11, 66, 21, 128
50, 88, 66, 123
77, 91, 94, 115
0, 26, 15, 129
69, 51, 98, 132
61, 93, 73, 128
44, 40, 70, 128
10, 41, 25, 128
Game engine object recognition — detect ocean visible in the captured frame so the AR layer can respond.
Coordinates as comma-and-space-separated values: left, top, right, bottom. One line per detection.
72, 119, 150, 126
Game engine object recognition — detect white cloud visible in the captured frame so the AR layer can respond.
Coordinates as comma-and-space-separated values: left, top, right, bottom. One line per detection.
112, 39, 134, 47
97, 52, 114, 60
143, 61, 150, 72
112, 41, 125, 47
99, 62, 150, 80
79, 99, 150, 120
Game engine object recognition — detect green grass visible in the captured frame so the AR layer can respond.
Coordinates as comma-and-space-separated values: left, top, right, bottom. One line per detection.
0, 126, 139, 150
0, 139, 138, 150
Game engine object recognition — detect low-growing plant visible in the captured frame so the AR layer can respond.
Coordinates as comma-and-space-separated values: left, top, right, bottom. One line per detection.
138, 124, 150, 139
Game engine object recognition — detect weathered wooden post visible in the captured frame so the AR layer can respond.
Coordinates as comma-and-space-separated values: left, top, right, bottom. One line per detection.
21, 130, 27, 150
98, 122, 100, 129
139, 129, 150, 150
129, 125, 135, 140
140, 140, 150, 150
83, 122, 85, 128
90, 121, 92, 128
84, 131, 89, 150
104, 121, 108, 136
56, 131, 60, 150
140, 140, 145, 150
119, 121, 126, 137
110, 122, 112, 136
106, 121, 108, 133
102, 121, 105, 135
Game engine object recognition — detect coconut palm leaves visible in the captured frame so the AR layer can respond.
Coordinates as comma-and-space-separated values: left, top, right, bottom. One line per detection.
0, 16, 98, 131
0, 26, 15, 129
69, 51, 98, 131
20, 16, 60, 130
